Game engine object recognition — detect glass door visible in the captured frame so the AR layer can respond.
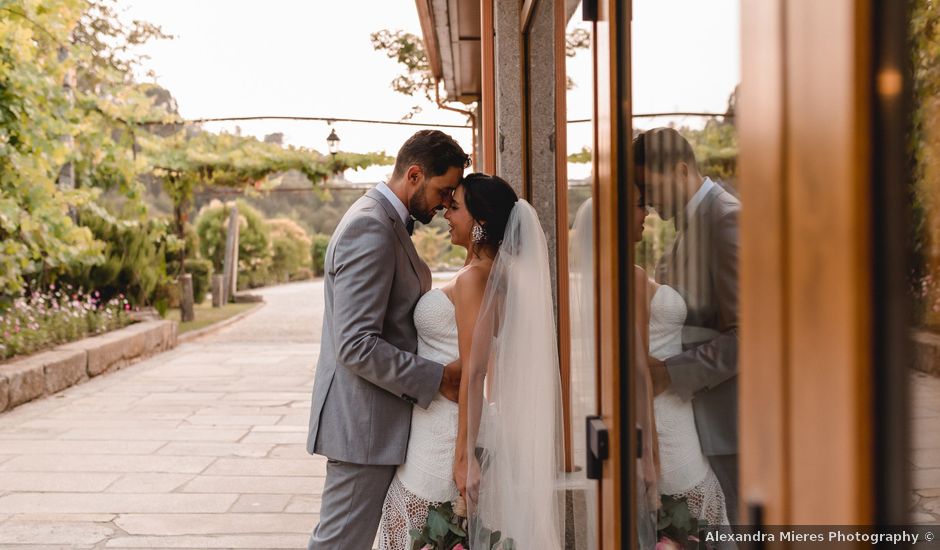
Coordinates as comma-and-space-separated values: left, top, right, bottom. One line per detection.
625, 0, 742, 545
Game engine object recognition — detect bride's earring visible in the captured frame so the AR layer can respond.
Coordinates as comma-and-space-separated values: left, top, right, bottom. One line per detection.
471, 224, 486, 244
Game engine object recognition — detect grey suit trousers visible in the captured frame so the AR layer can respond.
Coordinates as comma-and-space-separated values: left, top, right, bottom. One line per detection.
307, 459, 397, 550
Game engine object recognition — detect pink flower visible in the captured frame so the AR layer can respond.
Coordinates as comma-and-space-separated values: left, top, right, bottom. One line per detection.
452, 544, 467, 550
656, 537, 681, 550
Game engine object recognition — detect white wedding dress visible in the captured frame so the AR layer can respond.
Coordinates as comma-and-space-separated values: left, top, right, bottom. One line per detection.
378, 288, 460, 550
650, 284, 730, 526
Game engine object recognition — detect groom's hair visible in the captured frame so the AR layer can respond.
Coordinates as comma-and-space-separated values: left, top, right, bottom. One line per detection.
392, 130, 471, 179
633, 127, 699, 178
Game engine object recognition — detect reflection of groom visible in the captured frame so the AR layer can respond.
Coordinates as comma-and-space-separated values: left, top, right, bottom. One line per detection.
305, 130, 467, 549
635, 127, 741, 524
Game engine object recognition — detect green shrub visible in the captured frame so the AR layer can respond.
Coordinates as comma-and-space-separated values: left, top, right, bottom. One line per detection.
268, 218, 312, 283
58, 206, 174, 307
165, 223, 200, 277
290, 267, 314, 282
195, 200, 272, 289
311, 233, 331, 276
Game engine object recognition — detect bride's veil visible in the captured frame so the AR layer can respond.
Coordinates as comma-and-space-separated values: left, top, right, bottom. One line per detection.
465, 199, 567, 549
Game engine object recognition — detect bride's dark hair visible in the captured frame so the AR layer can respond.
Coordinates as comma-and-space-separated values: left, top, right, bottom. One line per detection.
459, 173, 519, 246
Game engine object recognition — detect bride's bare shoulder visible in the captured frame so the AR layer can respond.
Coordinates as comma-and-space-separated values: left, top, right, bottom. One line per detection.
454, 264, 489, 301
455, 264, 489, 288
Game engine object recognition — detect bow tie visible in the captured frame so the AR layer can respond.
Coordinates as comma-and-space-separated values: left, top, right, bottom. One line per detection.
406, 217, 415, 236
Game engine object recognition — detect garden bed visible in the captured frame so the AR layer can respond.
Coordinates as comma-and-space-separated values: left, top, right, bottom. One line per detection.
0, 319, 177, 414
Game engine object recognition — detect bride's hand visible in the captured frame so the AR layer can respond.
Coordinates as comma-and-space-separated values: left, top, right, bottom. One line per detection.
454, 456, 468, 495
439, 360, 461, 402
465, 455, 482, 508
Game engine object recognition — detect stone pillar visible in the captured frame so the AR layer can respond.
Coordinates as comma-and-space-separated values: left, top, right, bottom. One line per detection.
494, 0, 525, 198
525, 0, 561, 311
221, 204, 240, 302
211, 274, 225, 308
179, 274, 194, 323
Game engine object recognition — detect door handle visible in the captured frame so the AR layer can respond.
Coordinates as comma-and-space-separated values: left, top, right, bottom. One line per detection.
586, 415, 609, 480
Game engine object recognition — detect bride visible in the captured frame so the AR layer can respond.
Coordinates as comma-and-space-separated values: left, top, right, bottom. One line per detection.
378, 173, 566, 549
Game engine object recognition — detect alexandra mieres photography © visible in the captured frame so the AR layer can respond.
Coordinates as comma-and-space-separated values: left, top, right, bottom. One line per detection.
0, 0, 937, 549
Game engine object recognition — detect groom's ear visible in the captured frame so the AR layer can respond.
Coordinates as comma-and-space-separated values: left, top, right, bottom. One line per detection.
676, 161, 690, 181
405, 164, 423, 186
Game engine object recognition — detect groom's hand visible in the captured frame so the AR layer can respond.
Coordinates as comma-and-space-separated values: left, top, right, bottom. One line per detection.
649, 357, 671, 396
439, 360, 461, 402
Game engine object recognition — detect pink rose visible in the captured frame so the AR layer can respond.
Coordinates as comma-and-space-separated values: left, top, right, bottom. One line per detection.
452, 545, 466, 550
656, 537, 681, 550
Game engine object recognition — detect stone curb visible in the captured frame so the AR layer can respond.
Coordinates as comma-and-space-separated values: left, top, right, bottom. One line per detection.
178, 301, 266, 344
910, 330, 940, 376
913, 329, 940, 378
0, 319, 178, 414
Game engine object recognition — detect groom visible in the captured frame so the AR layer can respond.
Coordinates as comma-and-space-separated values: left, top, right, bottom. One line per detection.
635, 127, 741, 525
306, 130, 468, 549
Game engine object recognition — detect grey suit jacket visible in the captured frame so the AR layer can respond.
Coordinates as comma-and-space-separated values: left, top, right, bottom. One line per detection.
656, 184, 740, 456
306, 188, 444, 465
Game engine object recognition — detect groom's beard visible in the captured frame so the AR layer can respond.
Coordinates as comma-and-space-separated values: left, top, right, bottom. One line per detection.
409, 182, 437, 224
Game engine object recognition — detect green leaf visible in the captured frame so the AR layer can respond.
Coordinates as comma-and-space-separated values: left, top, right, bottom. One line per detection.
427, 509, 450, 541
448, 522, 467, 537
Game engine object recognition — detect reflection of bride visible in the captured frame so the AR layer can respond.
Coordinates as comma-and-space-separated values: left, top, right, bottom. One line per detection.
633, 184, 730, 527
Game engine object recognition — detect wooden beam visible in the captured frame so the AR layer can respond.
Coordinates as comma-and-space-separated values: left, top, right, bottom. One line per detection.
415, 0, 444, 80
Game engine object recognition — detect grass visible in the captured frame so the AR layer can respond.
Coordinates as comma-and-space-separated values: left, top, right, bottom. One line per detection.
165, 300, 258, 335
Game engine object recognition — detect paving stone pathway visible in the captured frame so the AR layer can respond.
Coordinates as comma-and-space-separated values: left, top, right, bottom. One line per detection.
0, 281, 324, 549
911, 370, 940, 524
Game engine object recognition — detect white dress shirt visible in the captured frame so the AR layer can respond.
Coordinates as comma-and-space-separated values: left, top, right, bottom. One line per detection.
375, 181, 410, 225
685, 177, 717, 220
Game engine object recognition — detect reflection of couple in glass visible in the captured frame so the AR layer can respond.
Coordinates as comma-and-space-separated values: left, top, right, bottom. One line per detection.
633, 127, 741, 538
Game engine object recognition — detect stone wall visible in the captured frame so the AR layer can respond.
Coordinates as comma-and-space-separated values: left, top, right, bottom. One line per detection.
0, 320, 177, 413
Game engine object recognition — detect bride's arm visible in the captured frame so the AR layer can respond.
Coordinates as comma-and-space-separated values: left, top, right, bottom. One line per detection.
452, 266, 487, 498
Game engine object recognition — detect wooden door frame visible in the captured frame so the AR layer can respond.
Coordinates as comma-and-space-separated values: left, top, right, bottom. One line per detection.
593, 0, 631, 546
738, 0, 898, 524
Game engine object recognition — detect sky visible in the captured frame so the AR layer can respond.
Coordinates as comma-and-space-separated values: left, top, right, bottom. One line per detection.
119, 0, 739, 183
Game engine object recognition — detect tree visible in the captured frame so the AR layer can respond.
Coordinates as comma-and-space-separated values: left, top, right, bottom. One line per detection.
0, 0, 179, 298
140, 129, 392, 274
370, 29, 474, 122
1, 0, 104, 296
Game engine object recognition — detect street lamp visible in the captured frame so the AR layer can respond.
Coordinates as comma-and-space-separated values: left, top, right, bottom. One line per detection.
326, 128, 340, 158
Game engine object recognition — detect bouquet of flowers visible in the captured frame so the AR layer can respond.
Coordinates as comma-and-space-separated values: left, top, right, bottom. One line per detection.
410, 500, 467, 550
656, 494, 712, 549
411, 497, 516, 550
